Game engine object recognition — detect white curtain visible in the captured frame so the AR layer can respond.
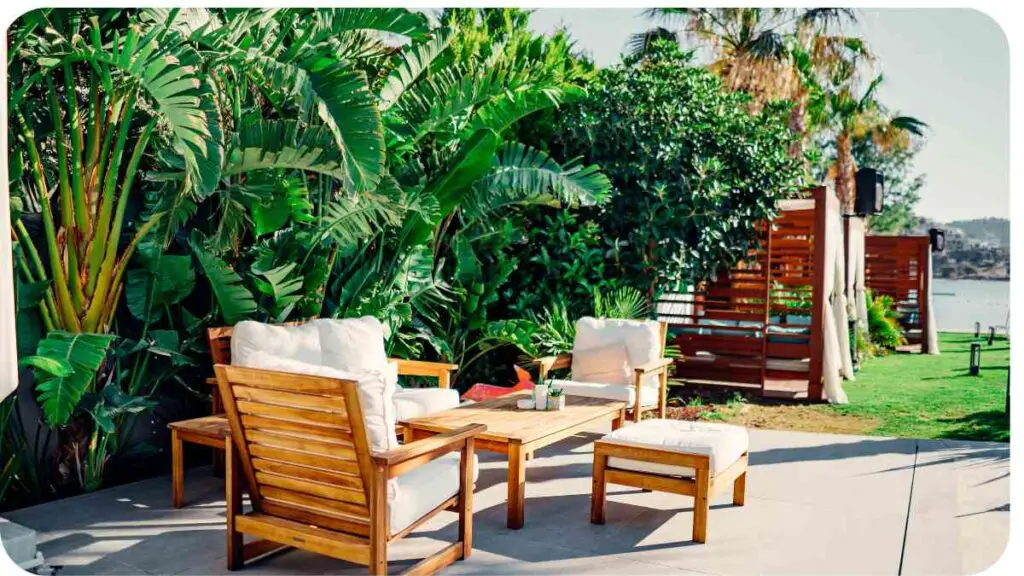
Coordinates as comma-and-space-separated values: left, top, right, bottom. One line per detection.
821, 197, 849, 404
846, 218, 869, 330
925, 250, 940, 355
1, 185, 18, 401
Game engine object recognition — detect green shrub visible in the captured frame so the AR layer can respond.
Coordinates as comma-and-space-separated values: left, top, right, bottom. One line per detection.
553, 40, 802, 289
866, 291, 907, 353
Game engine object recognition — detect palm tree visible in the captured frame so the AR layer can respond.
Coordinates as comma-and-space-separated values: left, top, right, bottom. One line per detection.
637, 8, 865, 159
626, 26, 680, 57
821, 74, 927, 211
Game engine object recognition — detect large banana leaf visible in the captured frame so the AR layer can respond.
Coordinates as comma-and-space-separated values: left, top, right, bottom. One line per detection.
25, 331, 116, 427
401, 128, 501, 249
190, 233, 257, 324
467, 85, 583, 135
244, 55, 384, 192
252, 263, 304, 322
475, 142, 612, 209
378, 30, 453, 111
124, 255, 196, 322
224, 120, 356, 184
321, 175, 403, 252
304, 8, 430, 40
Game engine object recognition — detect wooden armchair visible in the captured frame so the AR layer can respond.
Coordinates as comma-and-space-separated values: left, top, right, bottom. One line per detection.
534, 320, 672, 423
206, 325, 459, 407
215, 364, 484, 574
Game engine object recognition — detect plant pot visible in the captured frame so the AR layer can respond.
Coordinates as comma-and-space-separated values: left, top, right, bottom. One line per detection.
547, 395, 566, 411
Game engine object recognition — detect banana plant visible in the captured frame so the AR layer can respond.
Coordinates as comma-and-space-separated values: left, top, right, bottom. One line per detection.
9, 11, 223, 335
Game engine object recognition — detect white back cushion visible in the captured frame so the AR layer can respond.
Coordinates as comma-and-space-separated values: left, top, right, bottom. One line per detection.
240, 353, 399, 454
573, 317, 662, 387
316, 317, 388, 373
230, 321, 322, 367
571, 342, 631, 385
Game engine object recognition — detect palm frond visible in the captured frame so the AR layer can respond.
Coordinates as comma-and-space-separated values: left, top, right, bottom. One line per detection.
626, 27, 679, 58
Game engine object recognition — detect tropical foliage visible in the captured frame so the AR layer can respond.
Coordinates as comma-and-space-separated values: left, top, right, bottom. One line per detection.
5, 7, 927, 510
5, 7, 609, 507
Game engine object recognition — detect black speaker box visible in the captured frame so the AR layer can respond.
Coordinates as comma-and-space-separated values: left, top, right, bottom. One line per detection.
855, 168, 884, 215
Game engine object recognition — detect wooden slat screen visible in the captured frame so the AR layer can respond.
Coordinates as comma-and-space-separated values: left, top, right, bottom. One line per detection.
864, 235, 931, 345
658, 187, 829, 396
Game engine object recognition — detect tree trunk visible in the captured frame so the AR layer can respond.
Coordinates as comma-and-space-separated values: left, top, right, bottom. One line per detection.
834, 132, 854, 212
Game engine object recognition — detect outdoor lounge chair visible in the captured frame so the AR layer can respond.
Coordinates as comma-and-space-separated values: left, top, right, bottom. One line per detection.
169, 318, 461, 508
215, 362, 484, 574
534, 317, 672, 423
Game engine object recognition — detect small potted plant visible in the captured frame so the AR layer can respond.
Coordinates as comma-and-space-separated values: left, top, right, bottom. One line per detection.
547, 385, 566, 411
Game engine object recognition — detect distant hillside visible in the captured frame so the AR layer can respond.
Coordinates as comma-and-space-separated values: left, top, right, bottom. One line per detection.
907, 217, 1010, 280
946, 218, 1009, 248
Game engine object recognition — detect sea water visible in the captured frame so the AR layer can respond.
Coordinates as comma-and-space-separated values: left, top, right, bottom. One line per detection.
932, 278, 1010, 333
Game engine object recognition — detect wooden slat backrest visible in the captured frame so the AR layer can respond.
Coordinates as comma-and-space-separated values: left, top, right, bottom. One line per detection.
214, 364, 376, 538
207, 321, 304, 365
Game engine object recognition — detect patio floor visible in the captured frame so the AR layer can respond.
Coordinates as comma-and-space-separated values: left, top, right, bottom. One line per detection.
4, 426, 1008, 575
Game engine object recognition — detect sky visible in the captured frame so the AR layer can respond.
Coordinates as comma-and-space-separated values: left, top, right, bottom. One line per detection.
527, 8, 1010, 224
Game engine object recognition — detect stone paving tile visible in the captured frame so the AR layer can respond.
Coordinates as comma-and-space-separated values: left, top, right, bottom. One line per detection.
3, 429, 1009, 575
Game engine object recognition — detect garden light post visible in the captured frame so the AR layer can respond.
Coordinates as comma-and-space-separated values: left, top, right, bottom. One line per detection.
975, 322, 981, 338
988, 326, 996, 345
969, 343, 982, 376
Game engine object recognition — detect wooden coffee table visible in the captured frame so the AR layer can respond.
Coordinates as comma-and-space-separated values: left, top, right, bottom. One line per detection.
402, 391, 627, 529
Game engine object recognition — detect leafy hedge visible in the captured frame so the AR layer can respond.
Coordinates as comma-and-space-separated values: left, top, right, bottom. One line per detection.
551, 41, 801, 293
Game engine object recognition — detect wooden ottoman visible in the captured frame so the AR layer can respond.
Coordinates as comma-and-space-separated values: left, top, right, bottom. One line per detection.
591, 419, 748, 543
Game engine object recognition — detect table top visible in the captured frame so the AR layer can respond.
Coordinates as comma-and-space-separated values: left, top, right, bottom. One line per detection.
401, 391, 625, 444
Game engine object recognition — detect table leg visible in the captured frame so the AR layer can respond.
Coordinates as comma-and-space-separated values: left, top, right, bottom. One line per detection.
612, 407, 625, 431
507, 442, 526, 529
171, 429, 184, 508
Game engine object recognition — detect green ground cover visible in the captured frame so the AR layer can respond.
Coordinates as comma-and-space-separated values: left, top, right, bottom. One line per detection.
835, 331, 1010, 441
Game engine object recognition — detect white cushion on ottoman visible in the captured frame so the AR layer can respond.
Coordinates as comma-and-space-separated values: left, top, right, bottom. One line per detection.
605, 419, 748, 477
394, 388, 460, 420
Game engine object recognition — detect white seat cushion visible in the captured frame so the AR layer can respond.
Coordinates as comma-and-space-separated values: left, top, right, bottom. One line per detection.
548, 379, 660, 409
394, 388, 460, 421
389, 452, 479, 535
604, 419, 748, 477
231, 321, 322, 367
574, 317, 663, 388
316, 317, 389, 373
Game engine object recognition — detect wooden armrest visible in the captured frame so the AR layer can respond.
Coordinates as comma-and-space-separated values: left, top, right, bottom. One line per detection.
373, 424, 486, 478
533, 353, 572, 378
389, 358, 458, 388
633, 357, 674, 374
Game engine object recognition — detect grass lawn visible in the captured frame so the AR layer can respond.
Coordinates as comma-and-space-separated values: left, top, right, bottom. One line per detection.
668, 332, 1010, 442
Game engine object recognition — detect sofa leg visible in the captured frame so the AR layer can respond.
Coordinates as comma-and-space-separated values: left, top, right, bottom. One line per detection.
693, 468, 710, 543
733, 471, 747, 506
